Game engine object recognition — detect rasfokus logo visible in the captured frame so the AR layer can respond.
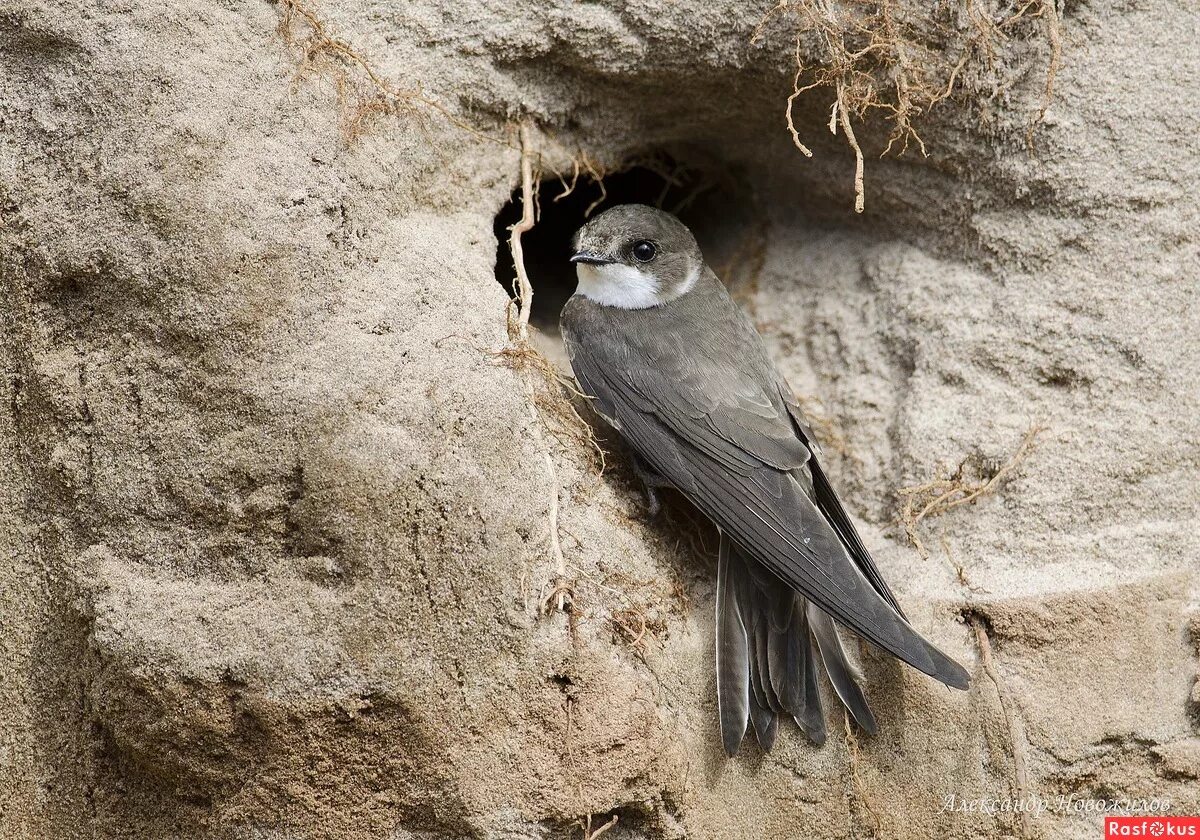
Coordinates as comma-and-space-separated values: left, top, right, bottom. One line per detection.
1105, 817, 1200, 837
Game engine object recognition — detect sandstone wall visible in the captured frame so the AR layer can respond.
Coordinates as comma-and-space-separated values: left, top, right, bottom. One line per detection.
1, 1, 1197, 837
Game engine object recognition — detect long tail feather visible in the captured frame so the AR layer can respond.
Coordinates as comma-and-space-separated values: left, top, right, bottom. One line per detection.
747, 649, 779, 751
732, 539, 828, 748
766, 590, 807, 716
793, 599, 828, 745
809, 603, 877, 734
716, 532, 750, 756
720, 536, 881, 751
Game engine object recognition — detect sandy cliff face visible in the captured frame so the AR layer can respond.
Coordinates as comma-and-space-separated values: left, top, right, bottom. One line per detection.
1, 0, 1197, 838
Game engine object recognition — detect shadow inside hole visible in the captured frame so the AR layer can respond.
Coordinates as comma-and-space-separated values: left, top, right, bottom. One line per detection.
493, 155, 764, 332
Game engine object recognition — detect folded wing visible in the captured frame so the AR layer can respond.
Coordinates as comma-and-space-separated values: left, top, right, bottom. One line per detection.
564, 321, 968, 692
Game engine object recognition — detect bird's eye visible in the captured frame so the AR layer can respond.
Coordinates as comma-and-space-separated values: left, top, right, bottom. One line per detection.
632, 240, 657, 262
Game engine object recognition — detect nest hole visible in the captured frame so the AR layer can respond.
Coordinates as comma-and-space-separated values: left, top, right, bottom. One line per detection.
493, 153, 763, 333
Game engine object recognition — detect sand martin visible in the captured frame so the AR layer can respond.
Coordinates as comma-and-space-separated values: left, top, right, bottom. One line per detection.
560, 204, 969, 755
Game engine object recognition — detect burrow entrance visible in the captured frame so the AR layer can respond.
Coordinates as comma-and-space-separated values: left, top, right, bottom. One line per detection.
493, 153, 765, 333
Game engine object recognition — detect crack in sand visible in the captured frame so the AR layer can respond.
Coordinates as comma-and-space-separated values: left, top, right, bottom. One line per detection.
973, 616, 1037, 838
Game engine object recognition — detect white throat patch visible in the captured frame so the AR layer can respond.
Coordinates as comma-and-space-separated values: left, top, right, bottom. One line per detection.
574, 263, 701, 309
574, 263, 663, 309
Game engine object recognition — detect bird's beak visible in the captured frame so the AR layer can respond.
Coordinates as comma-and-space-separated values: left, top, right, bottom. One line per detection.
570, 252, 615, 266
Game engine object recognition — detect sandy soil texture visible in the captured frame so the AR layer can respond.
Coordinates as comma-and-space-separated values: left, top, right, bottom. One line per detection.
1, 0, 1197, 837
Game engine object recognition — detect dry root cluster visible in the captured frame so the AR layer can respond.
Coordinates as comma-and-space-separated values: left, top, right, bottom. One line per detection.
897, 424, 1045, 559
754, 0, 1064, 210
275, 0, 505, 143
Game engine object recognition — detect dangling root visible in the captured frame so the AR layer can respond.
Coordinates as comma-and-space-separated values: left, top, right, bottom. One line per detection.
505, 123, 573, 613
752, 0, 1065, 211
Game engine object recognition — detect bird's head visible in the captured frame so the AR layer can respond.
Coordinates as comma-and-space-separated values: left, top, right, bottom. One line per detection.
569, 204, 703, 309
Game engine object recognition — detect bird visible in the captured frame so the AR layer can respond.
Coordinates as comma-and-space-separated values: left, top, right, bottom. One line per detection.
558, 204, 969, 756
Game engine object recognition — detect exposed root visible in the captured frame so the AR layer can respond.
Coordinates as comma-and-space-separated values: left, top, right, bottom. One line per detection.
972, 617, 1034, 837
753, 0, 1065, 210
545, 450, 568, 608
274, 0, 507, 144
844, 713, 883, 836
565, 696, 576, 760
578, 813, 619, 840
567, 563, 685, 655
660, 495, 720, 560
718, 212, 770, 303
508, 123, 570, 613
541, 575, 578, 615
1027, 0, 1063, 148
432, 332, 605, 471
564, 703, 619, 840
509, 123, 538, 341
610, 606, 651, 651
607, 573, 684, 653
491, 344, 607, 475
941, 535, 988, 595
581, 156, 609, 218
523, 137, 721, 232
548, 155, 584, 202
785, 38, 816, 157
832, 84, 866, 213
536, 131, 612, 216
538, 144, 604, 209
897, 424, 1046, 559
